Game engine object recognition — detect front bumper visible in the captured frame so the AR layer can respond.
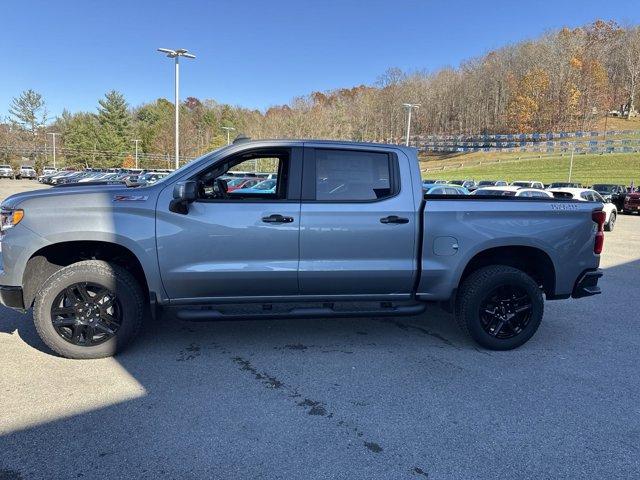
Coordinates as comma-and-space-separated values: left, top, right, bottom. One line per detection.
0, 285, 25, 311
572, 269, 603, 298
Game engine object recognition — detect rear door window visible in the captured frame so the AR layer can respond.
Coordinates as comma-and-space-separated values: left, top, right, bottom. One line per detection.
314, 149, 393, 201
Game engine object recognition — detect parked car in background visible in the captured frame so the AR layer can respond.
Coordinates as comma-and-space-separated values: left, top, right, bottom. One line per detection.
230, 178, 278, 195
0, 165, 15, 179
39, 167, 58, 182
421, 179, 448, 185
511, 180, 545, 189
226, 177, 261, 192
472, 186, 553, 198
548, 188, 617, 231
591, 184, 628, 212
136, 172, 169, 186
49, 171, 78, 185
623, 191, 640, 214
548, 182, 582, 189
449, 179, 477, 190
477, 180, 508, 188
423, 183, 469, 195
17, 165, 37, 180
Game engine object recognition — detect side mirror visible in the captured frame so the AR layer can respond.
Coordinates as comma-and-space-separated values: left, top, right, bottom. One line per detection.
170, 181, 197, 214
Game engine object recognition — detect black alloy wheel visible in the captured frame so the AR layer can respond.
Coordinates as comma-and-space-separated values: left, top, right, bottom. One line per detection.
50, 282, 122, 346
478, 285, 533, 339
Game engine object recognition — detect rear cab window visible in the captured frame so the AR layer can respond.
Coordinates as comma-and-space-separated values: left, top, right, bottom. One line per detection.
308, 149, 396, 201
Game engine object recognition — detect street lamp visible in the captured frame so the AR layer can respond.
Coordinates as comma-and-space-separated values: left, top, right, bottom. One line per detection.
132, 139, 141, 169
157, 48, 196, 169
221, 126, 236, 145
47, 132, 59, 169
403, 103, 421, 146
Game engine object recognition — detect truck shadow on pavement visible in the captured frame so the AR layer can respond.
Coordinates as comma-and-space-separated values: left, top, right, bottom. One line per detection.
1, 258, 639, 479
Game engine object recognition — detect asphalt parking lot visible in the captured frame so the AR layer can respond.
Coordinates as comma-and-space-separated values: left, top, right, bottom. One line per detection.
0, 180, 638, 479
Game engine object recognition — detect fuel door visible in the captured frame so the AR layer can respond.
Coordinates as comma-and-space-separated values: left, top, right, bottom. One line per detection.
433, 236, 460, 256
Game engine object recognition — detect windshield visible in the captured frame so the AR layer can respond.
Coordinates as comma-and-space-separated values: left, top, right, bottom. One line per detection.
592, 184, 615, 193
478, 181, 495, 186
148, 146, 229, 187
511, 182, 530, 187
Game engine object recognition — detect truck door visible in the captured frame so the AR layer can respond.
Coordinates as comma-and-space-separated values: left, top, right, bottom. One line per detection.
298, 146, 417, 297
156, 147, 302, 301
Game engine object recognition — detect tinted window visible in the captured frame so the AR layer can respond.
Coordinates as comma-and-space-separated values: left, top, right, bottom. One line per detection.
580, 191, 595, 201
529, 190, 549, 198
315, 150, 392, 201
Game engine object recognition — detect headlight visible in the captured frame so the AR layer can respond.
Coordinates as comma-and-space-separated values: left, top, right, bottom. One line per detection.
0, 208, 24, 231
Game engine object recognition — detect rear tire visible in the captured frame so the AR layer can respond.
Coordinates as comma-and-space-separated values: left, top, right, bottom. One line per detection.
455, 265, 544, 350
33, 260, 145, 359
605, 212, 616, 231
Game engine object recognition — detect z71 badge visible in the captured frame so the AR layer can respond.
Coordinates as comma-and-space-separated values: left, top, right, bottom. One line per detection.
113, 194, 149, 202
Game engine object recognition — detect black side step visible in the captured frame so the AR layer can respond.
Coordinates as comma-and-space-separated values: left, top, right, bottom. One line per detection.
174, 303, 427, 322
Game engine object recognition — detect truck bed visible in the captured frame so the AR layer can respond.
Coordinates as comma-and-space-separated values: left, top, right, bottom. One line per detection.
417, 195, 600, 301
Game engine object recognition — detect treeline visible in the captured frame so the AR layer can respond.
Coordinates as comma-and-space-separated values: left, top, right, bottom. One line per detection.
1, 19, 639, 168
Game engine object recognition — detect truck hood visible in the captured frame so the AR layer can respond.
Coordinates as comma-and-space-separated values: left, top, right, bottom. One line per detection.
1, 184, 151, 209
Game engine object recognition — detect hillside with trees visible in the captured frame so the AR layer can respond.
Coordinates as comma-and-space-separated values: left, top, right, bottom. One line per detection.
1, 20, 639, 168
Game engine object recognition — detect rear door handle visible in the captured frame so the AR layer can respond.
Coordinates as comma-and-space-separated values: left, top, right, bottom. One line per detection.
262, 214, 294, 223
380, 215, 409, 224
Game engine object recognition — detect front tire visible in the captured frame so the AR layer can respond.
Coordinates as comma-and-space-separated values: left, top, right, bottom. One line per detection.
33, 260, 144, 359
455, 265, 544, 350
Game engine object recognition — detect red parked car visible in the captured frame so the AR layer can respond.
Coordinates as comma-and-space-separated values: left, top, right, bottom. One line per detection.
226, 177, 261, 192
623, 192, 640, 214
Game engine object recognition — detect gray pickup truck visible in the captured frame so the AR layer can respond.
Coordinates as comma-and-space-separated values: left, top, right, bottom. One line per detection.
0, 139, 605, 359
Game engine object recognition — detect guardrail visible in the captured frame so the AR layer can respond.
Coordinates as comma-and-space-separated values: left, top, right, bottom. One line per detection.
411, 129, 640, 153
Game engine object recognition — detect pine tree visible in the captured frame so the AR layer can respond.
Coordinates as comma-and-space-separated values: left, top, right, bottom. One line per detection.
96, 90, 131, 164
9, 89, 48, 135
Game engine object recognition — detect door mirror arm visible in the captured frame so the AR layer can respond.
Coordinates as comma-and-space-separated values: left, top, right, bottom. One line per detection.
170, 181, 198, 214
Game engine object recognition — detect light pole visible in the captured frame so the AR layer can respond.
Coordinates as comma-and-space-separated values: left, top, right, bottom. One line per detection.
221, 126, 236, 145
157, 48, 196, 169
403, 103, 421, 146
47, 132, 58, 169
132, 139, 141, 169
568, 144, 575, 182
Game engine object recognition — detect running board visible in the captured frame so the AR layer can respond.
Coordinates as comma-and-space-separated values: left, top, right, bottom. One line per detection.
174, 302, 427, 322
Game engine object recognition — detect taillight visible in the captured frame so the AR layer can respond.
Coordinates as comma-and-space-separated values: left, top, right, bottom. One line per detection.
592, 210, 606, 254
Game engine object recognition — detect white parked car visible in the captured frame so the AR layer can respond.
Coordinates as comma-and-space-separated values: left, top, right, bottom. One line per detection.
0, 165, 15, 179
472, 186, 553, 198
548, 188, 618, 231
511, 180, 545, 189
18, 165, 37, 179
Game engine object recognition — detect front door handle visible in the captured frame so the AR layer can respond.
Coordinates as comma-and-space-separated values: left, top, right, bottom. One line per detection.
380, 215, 409, 224
262, 214, 294, 223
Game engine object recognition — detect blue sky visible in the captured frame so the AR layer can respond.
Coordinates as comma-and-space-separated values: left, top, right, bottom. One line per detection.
2, 0, 639, 119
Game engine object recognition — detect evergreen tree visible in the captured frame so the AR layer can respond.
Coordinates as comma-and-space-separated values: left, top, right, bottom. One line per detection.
9, 89, 48, 135
96, 90, 131, 164
61, 112, 99, 168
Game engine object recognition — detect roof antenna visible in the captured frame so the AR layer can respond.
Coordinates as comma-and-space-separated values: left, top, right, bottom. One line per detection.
233, 134, 251, 144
